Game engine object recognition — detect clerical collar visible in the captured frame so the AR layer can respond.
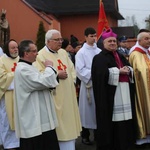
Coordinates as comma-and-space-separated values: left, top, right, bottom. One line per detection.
84, 42, 97, 50
19, 59, 32, 65
46, 46, 57, 53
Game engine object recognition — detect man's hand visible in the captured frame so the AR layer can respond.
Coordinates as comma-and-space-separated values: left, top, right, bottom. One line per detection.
58, 70, 68, 79
43, 59, 53, 67
119, 66, 130, 75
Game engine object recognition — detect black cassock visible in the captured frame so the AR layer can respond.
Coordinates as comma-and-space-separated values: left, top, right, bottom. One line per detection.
91, 49, 137, 150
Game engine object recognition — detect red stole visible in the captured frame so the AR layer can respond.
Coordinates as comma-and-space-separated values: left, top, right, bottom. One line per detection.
113, 51, 129, 82
133, 47, 146, 54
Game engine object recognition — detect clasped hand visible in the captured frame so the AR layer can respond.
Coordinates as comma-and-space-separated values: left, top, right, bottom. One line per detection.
119, 66, 130, 75
58, 70, 68, 79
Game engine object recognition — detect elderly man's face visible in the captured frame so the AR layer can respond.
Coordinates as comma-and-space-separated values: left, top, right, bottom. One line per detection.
9, 41, 18, 58
47, 33, 63, 51
103, 37, 117, 51
139, 33, 150, 49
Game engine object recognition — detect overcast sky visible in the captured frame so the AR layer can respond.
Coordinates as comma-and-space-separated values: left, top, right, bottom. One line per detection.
118, 0, 150, 29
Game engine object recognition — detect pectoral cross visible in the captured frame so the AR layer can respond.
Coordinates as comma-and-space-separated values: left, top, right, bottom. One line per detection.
11, 62, 17, 72
57, 59, 67, 70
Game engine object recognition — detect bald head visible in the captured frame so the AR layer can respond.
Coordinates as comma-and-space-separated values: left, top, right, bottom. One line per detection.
137, 32, 150, 49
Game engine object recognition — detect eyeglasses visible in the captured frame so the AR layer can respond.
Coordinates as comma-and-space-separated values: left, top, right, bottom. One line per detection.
50, 38, 64, 42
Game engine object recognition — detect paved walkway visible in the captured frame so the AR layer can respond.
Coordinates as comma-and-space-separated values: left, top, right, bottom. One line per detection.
1, 137, 150, 150
75, 134, 150, 150
76, 138, 150, 150
76, 136, 96, 150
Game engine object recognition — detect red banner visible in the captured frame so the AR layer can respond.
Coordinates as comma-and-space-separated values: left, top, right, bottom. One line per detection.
97, 0, 110, 40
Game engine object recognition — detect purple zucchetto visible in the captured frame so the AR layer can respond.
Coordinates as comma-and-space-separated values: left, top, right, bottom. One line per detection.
101, 29, 117, 40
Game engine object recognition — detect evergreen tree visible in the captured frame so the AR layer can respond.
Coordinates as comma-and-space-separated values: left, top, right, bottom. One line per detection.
36, 21, 46, 51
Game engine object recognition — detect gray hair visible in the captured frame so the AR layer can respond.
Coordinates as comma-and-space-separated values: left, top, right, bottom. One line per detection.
19, 40, 34, 57
137, 32, 143, 41
45, 29, 61, 44
137, 32, 149, 41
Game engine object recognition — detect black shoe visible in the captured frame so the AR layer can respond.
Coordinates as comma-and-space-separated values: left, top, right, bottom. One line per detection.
82, 138, 93, 145
134, 143, 150, 149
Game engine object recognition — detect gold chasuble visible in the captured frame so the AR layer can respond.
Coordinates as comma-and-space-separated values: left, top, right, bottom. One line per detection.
0, 55, 19, 130
129, 48, 150, 139
34, 47, 81, 141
